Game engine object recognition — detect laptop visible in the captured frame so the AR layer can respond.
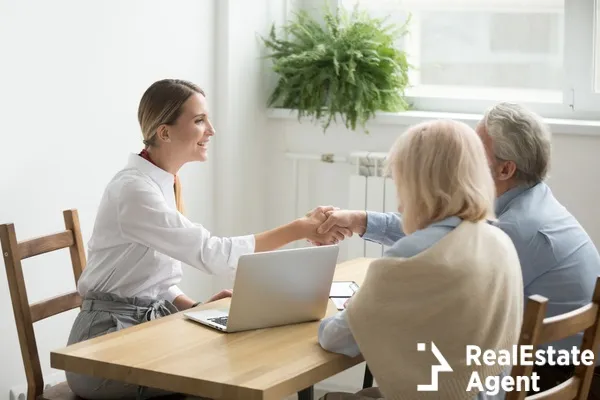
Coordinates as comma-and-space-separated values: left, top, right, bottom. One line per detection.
184, 244, 339, 333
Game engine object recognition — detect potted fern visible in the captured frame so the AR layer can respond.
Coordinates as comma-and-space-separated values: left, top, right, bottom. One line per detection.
262, 6, 411, 132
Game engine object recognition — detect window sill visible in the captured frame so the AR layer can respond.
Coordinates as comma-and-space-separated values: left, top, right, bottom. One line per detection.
267, 108, 600, 136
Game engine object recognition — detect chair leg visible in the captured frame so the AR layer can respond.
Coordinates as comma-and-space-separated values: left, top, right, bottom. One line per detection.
298, 385, 314, 400
363, 364, 374, 388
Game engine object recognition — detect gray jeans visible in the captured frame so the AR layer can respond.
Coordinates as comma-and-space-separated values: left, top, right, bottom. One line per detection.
65, 292, 180, 400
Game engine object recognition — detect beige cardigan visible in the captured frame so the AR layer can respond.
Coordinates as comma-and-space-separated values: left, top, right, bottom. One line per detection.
346, 220, 524, 400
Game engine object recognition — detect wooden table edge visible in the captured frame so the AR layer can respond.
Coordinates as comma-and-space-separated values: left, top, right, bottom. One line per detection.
50, 351, 267, 399
51, 340, 366, 400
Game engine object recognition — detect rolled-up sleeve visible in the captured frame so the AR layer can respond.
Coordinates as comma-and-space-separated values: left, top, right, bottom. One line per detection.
116, 178, 255, 276
362, 212, 406, 247
164, 285, 184, 303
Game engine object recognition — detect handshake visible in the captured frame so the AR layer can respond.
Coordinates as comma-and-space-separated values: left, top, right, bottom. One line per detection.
301, 206, 368, 246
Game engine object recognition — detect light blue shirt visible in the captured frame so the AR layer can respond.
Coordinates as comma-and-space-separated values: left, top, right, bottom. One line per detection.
361, 182, 600, 354
318, 216, 506, 399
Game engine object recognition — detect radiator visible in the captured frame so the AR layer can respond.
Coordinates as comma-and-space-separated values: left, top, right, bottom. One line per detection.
286, 152, 396, 259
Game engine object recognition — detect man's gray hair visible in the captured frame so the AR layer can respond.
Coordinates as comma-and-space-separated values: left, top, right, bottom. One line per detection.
482, 102, 552, 184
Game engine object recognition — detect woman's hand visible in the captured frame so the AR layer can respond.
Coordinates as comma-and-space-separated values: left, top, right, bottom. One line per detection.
206, 289, 233, 303
301, 206, 353, 245
253, 206, 351, 253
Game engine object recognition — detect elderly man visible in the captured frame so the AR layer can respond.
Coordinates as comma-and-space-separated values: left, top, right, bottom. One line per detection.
317, 102, 600, 395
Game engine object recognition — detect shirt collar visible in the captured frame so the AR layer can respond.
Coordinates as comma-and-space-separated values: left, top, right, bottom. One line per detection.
495, 183, 536, 216
429, 216, 462, 229
126, 153, 175, 192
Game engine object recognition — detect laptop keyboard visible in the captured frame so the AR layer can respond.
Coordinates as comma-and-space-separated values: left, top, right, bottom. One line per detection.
208, 316, 228, 327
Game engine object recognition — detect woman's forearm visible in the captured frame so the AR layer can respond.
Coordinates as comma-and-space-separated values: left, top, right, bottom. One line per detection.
254, 219, 307, 252
254, 210, 351, 252
172, 294, 196, 310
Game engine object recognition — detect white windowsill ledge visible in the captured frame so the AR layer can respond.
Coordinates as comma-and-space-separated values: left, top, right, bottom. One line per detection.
267, 108, 600, 136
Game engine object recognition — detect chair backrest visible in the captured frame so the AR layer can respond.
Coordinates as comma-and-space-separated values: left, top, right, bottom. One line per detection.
506, 276, 600, 400
0, 209, 86, 400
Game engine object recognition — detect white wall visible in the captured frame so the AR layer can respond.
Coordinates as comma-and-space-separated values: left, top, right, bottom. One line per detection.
0, 0, 215, 397
209, 0, 292, 291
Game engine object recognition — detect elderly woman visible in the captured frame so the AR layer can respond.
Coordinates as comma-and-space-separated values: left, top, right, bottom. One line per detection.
317, 120, 524, 400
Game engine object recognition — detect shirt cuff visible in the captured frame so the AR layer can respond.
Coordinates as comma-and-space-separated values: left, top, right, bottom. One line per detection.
361, 211, 388, 243
164, 285, 184, 303
229, 234, 256, 265
225, 234, 256, 283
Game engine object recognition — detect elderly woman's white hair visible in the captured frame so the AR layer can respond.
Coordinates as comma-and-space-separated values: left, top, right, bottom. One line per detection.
386, 119, 496, 235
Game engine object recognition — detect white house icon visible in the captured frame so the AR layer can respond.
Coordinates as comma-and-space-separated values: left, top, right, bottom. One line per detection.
417, 342, 454, 391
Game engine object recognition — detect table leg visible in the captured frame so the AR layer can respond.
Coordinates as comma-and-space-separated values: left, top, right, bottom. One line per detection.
298, 385, 314, 400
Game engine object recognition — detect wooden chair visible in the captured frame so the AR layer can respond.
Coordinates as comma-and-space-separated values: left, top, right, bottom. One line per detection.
1, 209, 86, 400
506, 276, 600, 400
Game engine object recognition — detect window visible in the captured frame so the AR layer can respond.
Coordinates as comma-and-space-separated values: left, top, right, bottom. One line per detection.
340, 0, 600, 119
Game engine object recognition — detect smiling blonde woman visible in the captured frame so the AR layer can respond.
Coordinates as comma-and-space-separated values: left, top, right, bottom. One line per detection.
318, 120, 524, 400
65, 79, 350, 400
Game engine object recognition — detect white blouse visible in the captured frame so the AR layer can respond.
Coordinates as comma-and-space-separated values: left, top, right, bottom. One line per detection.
77, 154, 256, 303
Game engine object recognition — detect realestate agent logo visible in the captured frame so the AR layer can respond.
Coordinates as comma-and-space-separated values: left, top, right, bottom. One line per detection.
417, 342, 453, 391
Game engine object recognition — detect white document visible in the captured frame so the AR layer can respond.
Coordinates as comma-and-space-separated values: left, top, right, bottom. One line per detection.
329, 281, 359, 297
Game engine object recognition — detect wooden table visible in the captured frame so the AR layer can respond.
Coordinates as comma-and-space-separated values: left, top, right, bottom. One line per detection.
51, 257, 374, 400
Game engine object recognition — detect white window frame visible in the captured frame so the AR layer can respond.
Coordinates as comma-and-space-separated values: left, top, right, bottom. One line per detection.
335, 0, 600, 120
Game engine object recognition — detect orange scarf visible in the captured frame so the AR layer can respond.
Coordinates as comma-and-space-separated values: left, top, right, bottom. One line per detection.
139, 149, 185, 214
